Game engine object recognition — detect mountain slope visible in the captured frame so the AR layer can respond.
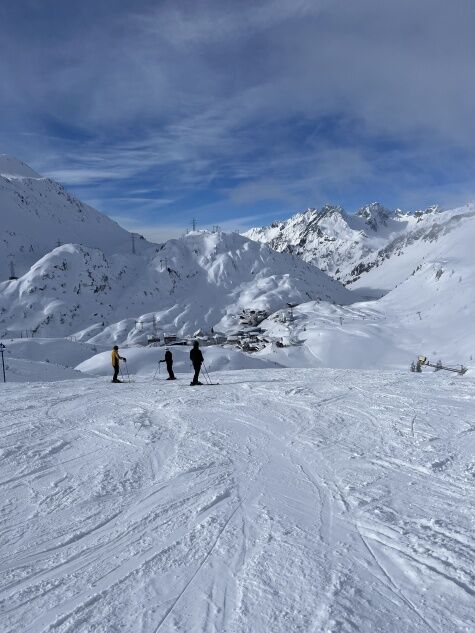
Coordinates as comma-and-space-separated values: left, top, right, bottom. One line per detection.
244, 202, 468, 290
347, 203, 475, 291
244, 203, 398, 280
0, 230, 353, 342
255, 207, 475, 369
0, 154, 145, 280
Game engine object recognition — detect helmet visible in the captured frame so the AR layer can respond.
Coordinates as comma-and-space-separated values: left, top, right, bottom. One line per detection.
193, 340, 199, 347
113, 345, 119, 350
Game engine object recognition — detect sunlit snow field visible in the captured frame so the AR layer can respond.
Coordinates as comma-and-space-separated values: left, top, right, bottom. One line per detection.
1, 369, 474, 632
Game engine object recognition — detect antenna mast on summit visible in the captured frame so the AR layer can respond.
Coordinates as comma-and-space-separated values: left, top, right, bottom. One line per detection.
192, 218, 197, 231
9, 261, 17, 280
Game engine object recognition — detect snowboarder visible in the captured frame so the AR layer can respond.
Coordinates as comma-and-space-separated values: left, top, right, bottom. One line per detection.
190, 340, 204, 385
163, 348, 175, 380
111, 345, 126, 383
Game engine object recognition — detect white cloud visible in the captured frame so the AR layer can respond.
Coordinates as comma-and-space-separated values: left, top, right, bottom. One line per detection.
2, 0, 475, 225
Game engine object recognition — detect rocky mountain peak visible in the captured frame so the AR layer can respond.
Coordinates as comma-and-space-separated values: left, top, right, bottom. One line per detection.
318, 203, 346, 218
356, 202, 393, 231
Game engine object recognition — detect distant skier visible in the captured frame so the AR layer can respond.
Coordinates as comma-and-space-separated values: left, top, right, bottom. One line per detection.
164, 348, 175, 380
416, 355, 426, 373
111, 345, 126, 383
190, 340, 204, 385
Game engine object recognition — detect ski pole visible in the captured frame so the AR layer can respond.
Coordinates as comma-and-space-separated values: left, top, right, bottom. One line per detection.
153, 360, 163, 380
203, 362, 212, 384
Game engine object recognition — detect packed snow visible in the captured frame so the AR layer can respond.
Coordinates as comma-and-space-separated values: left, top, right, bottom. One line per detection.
0, 370, 474, 632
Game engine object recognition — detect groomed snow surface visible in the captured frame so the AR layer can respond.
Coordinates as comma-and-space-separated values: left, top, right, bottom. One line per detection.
1, 369, 474, 632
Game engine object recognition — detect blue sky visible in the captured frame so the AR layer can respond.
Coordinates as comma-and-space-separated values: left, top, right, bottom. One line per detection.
1, 0, 475, 241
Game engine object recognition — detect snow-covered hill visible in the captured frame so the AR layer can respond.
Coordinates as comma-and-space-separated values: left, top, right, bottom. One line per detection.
0, 154, 147, 281
0, 230, 352, 342
244, 202, 474, 291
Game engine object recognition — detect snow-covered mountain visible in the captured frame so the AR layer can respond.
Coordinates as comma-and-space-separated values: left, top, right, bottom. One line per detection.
3, 154, 473, 365
347, 203, 475, 291
0, 156, 353, 343
0, 154, 147, 281
244, 202, 472, 291
244, 202, 398, 281
256, 206, 475, 369
0, 229, 351, 342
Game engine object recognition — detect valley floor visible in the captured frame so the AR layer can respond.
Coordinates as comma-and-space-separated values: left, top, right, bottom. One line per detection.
0, 369, 474, 632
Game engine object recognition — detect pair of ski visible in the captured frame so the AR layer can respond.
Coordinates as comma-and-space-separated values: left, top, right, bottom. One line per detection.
113, 378, 219, 385
189, 381, 219, 386
190, 363, 218, 385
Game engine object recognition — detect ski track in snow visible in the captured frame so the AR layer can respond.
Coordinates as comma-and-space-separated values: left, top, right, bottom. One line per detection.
0, 369, 474, 633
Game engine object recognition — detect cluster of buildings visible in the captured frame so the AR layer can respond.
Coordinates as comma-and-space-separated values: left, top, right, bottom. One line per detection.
143, 306, 299, 352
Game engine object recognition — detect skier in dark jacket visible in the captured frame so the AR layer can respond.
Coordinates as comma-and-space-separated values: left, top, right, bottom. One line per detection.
190, 340, 204, 385
164, 348, 175, 380
111, 345, 126, 383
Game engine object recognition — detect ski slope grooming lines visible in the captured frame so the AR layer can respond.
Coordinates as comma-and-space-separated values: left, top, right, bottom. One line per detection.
0, 370, 474, 631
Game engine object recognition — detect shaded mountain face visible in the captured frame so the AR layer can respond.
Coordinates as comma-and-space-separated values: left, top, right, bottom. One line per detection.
244, 202, 472, 291
0, 154, 145, 281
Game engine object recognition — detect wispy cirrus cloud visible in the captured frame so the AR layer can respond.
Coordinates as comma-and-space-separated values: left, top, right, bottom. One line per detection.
1, 0, 475, 234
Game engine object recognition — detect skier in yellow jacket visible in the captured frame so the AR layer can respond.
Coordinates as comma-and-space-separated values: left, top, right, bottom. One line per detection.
111, 345, 127, 383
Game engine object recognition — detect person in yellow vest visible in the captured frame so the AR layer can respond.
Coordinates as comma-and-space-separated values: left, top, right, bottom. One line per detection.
111, 345, 127, 383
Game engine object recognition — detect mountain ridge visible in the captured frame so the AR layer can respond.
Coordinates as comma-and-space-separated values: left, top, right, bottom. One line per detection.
0, 231, 352, 343
243, 201, 472, 290
0, 155, 151, 281
0, 155, 353, 343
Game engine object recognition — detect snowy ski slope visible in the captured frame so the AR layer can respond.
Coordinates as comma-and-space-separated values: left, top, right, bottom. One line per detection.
1, 369, 474, 632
